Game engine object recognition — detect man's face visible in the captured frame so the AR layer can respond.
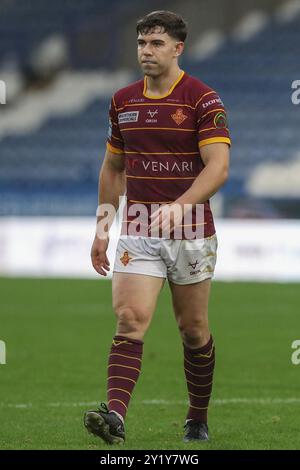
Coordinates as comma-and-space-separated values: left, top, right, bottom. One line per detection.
137, 26, 183, 77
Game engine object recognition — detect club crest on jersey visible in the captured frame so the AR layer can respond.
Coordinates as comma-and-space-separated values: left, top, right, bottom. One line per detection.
118, 111, 139, 124
120, 251, 132, 266
171, 108, 188, 125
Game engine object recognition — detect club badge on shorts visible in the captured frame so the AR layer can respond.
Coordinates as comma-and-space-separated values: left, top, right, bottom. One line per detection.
120, 251, 132, 266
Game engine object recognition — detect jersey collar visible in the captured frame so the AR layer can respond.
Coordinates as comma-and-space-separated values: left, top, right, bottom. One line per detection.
143, 70, 185, 99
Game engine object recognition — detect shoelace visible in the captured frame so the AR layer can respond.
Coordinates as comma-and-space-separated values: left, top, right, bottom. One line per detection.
99, 402, 109, 414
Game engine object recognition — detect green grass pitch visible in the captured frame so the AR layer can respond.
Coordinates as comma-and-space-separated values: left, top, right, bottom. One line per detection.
0, 277, 299, 450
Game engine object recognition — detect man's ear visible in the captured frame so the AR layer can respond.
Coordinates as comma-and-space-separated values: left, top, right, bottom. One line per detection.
175, 42, 184, 57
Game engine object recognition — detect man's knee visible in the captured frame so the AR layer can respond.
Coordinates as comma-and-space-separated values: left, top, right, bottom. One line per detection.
178, 318, 210, 347
114, 305, 149, 336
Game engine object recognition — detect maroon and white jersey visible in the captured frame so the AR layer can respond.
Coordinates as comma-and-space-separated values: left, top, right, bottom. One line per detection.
106, 71, 231, 239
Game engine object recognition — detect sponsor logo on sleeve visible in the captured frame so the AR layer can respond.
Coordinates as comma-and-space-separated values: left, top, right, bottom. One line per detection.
214, 111, 227, 129
202, 96, 224, 109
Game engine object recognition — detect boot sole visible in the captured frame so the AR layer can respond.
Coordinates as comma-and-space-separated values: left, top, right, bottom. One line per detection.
84, 411, 124, 445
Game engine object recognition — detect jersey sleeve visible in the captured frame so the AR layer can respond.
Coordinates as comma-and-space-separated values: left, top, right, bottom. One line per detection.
106, 95, 124, 154
196, 90, 231, 148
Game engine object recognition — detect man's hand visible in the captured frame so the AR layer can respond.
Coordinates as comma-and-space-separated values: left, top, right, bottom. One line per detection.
91, 236, 110, 276
149, 202, 186, 235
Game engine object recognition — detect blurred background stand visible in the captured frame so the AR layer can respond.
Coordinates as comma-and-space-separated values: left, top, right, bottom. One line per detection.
0, 0, 300, 281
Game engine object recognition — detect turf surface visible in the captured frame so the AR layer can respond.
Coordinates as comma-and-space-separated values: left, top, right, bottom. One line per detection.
0, 278, 299, 450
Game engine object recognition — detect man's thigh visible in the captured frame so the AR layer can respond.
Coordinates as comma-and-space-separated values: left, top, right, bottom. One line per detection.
169, 278, 211, 326
112, 272, 165, 333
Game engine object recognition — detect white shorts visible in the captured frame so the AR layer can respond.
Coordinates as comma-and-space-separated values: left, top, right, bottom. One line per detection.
113, 234, 218, 285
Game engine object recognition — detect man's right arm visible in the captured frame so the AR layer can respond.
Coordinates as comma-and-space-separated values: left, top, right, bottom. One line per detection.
91, 147, 125, 276
98, 147, 125, 217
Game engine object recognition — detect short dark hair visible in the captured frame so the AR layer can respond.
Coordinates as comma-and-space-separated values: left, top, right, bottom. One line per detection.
136, 10, 187, 42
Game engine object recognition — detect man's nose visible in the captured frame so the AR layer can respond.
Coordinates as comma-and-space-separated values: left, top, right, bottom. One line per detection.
143, 43, 153, 55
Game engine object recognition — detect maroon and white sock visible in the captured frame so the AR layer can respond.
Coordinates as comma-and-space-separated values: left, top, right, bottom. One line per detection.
107, 335, 143, 420
184, 336, 215, 423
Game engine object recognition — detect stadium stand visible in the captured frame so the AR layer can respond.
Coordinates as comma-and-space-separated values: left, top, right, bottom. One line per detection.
186, 14, 300, 201
0, 2, 299, 217
0, 0, 164, 69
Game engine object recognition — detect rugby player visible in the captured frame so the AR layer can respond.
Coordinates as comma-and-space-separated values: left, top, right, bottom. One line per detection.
84, 10, 230, 444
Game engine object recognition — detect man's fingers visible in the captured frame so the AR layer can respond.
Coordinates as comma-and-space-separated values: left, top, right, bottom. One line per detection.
92, 261, 102, 275
102, 257, 110, 271
91, 252, 110, 269
92, 259, 110, 276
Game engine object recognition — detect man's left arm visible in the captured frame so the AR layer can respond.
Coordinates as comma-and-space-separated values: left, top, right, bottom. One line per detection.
176, 142, 230, 207
149, 143, 230, 231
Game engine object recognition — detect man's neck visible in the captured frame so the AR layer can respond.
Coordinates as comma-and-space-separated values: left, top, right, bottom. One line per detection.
145, 67, 183, 97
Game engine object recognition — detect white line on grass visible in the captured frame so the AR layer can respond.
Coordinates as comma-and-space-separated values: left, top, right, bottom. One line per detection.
1, 398, 300, 409
142, 398, 300, 405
